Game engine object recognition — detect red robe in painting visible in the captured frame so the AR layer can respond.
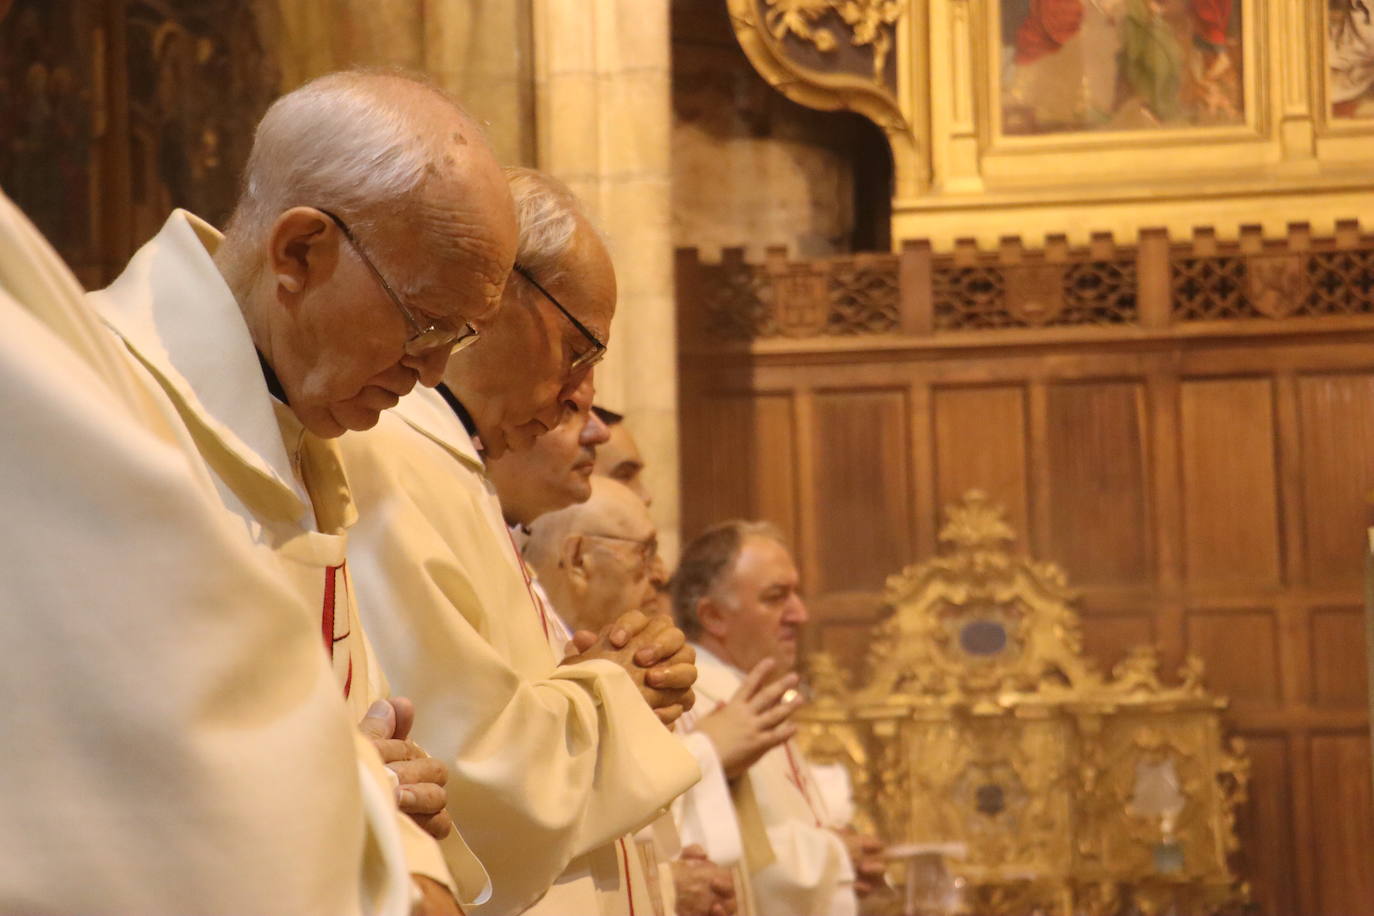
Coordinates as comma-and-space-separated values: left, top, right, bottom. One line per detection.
1014, 0, 1085, 65
1192, 0, 1234, 49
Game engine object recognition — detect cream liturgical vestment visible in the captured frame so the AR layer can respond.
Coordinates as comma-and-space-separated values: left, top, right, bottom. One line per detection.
0, 192, 408, 914
683, 647, 858, 916
84, 210, 483, 907
340, 385, 701, 916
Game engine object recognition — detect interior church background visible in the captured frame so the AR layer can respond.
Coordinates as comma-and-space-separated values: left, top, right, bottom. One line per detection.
4, 0, 1374, 913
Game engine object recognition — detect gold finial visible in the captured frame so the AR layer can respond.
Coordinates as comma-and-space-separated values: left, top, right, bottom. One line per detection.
937, 489, 1017, 552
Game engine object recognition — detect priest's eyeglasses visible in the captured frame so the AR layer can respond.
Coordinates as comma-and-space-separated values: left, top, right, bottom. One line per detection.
318, 209, 480, 358
512, 263, 607, 372
583, 532, 657, 572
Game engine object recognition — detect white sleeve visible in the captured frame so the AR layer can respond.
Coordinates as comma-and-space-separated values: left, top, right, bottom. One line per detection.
673, 730, 746, 867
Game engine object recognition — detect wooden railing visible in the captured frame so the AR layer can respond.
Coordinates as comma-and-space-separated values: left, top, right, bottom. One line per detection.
675, 224, 1374, 349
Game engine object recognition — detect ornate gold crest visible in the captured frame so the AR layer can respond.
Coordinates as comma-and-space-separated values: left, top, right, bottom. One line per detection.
797, 492, 1249, 916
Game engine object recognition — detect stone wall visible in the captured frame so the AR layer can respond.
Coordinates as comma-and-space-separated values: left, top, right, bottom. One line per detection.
669, 0, 890, 259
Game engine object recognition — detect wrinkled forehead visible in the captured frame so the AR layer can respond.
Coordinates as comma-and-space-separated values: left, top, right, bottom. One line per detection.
547, 223, 617, 341
730, 536, 798, 588
404, 164, 519, 321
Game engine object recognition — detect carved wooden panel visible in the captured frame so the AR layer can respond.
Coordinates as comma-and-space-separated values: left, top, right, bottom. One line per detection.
1179, 378, 1282, 589
1185, 610, 1282, 706
680, 390, 799, 548
931, 385, 1030, 549
1232, 735, 1296, 916
813, 388, 912, 595
1298, 372, 1374, 587
1311, 607, 1371, 708
677, 226, 1374, 916
1309, 734, 1374, 915
1045, 381, 1150, 587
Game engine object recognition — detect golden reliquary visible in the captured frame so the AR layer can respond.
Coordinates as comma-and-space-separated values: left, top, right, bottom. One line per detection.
797, 492, 1250, 916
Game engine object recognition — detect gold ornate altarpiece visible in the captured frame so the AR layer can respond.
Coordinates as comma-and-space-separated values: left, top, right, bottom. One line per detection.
728, 0, 1374, 250
796, 492, 1250, 915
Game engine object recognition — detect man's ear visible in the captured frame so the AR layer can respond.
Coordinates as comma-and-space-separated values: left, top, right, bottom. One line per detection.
267, 207, 333, 298
560, 534, 590, 596
697, 595, 730, 638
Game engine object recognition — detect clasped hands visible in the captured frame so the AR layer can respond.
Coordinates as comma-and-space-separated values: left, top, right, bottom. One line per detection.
358, 696, 453, 841
562, 609, 697, 725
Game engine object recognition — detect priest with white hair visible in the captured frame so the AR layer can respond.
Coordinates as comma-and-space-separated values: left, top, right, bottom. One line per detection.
0, 186, 419, 914
85, 70, 520, 911
343, 167, 701, 916
525, 479, 811, 916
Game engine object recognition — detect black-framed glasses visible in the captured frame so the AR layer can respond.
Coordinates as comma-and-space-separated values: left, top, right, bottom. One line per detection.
317, 208, 480, 358
512, 263, 607, 372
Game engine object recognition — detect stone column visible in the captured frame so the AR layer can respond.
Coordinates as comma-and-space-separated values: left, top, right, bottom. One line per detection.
531, 0, 681, 561
423, 0, 537, 166
272, 0, 424, 89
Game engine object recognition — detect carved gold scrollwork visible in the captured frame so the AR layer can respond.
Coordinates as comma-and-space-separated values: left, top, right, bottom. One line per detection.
793, 491, 1249, 915
726, 0, 917, 196
760, 0, 903, 80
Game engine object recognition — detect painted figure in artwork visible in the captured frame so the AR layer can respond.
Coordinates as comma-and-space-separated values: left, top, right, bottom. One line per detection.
1330, 0, 1374, 117
1001, 0, 1243, 134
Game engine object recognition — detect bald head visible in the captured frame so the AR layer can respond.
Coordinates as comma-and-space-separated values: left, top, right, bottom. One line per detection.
525, 477, 658, 632
209, 69, 518, 439
227, 70, 514, 302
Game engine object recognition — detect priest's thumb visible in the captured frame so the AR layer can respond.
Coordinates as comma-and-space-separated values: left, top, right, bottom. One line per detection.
358, 699, 398, 739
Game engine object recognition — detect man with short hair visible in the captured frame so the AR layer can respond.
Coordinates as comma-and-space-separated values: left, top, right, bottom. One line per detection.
343, 167, 701, 916
87, 70, 514, 911
487, 376, 610, 527
592, 405, 652, 505
671, 522, 887, 916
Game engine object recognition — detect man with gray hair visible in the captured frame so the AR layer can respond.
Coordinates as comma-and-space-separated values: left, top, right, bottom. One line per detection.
672, 522, 887, 916
343, 167, 701, 916
87, 69, 517, 911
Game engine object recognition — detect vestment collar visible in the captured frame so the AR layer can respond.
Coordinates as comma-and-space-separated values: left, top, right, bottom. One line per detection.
88, 209, 308, 523
392, 384, 488, 475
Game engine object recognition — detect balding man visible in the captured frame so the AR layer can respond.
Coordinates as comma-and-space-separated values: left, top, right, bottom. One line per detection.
86, 70, 515, 910
0, 190, 406, 914
528, 482, 813, 916
671, 522, 887, 916
343, 168, 700, 916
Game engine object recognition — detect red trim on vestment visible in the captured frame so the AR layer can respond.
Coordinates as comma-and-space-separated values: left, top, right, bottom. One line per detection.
783, 741, 825, 828
507, 529, 550, 642
322, 565, 337, 651
617, 837, 637, 916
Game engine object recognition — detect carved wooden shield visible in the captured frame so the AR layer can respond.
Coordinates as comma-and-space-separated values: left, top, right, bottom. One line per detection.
1245, 255, 1310, 319
1005, 264, 1066, 325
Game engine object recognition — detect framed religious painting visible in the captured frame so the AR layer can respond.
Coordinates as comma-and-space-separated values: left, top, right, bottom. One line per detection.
974, 0, 1271, 181
728, 0, 1369, 248
1327, 0, 1374, 120
995, 0, 1249, 137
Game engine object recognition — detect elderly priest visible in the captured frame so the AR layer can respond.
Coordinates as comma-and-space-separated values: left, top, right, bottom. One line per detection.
343, 167, 701, 916
84, 70, 519, 911
0, 188, 423, 913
